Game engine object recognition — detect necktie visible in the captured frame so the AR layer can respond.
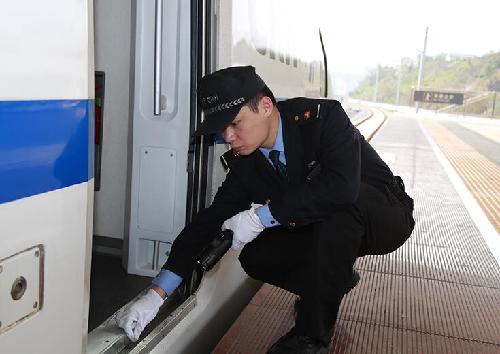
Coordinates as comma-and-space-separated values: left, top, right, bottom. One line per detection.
268, 150, 287, 179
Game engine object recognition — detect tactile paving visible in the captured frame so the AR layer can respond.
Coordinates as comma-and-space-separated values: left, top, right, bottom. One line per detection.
423, 118, 500, 232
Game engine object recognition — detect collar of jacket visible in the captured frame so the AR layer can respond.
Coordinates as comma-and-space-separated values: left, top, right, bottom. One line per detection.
258, 113, 285, 165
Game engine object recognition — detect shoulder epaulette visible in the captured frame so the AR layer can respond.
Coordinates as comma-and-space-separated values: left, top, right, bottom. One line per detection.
220, 149, 239, 171
290, 102, 322, 125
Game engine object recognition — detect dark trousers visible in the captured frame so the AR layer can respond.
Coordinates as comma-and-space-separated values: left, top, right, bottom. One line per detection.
239, 179, 415, 341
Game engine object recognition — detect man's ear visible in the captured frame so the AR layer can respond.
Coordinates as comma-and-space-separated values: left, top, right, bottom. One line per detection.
260, 96, 274, 117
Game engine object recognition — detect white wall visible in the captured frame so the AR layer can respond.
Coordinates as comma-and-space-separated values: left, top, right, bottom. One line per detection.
93, 0, 133, 239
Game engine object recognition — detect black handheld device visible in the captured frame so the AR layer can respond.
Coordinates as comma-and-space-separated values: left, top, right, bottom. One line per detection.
196, 230, 233, 272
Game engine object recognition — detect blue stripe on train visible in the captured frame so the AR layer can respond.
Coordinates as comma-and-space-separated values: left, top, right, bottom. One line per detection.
0, 100, 94, 204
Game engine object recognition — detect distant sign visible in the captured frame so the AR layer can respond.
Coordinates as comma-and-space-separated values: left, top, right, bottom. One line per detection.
414, 90, 464, 105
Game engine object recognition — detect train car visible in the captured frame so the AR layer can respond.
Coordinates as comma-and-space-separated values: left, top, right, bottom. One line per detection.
0, 0, 327, 353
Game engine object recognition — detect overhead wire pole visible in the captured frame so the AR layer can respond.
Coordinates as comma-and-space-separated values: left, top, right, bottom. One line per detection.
416, 26, 429, 113
396, 60, 402, 105
373, 65, 379, 102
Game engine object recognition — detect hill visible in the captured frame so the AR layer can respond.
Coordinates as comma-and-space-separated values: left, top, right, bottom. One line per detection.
351, 52, 500, 117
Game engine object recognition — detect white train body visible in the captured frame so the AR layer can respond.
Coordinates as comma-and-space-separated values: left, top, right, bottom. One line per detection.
0, 1, 325, 353
0, 1, 94, 353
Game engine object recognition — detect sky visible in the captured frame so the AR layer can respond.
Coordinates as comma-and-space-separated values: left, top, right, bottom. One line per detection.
315, 0, 500, 78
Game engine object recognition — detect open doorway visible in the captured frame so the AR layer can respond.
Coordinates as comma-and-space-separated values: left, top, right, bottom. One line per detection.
88, 0, 209, 333
89, 0, 152, 332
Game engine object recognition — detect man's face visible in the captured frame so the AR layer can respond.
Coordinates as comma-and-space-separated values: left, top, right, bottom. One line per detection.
221, 99, 272, 155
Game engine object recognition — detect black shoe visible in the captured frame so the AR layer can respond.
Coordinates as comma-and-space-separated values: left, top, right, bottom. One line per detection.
267, 331, 328, 354
294, 270, 360, 312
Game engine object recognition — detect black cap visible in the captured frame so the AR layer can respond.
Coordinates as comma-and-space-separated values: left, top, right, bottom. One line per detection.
194, 66, 266, 136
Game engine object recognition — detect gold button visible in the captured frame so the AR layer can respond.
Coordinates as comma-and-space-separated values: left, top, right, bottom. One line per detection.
294, 116, 299, 121
288, 221, 296, 228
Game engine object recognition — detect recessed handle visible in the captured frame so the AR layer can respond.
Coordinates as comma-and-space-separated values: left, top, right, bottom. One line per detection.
153, 0, 163, 116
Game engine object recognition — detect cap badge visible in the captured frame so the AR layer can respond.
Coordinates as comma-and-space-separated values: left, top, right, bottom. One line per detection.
304, 111, 311, 119
201, 95, 219, 105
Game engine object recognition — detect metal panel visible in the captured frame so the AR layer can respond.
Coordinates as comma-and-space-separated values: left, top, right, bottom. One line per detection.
0, 245, 43, 335
127, 0, 190, 276
138, 147, 176, 234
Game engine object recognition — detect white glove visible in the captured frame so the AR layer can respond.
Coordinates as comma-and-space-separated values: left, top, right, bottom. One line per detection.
223, 203, 264, 250
116, 288, 164, 342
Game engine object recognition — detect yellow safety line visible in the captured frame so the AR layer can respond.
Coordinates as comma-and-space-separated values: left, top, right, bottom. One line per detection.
422, 118, 500, 233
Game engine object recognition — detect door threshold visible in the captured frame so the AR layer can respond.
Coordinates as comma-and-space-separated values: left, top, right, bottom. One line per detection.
87, 289, 195, 354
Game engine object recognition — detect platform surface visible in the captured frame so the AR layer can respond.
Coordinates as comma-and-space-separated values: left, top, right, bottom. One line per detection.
213, 111, 500, 354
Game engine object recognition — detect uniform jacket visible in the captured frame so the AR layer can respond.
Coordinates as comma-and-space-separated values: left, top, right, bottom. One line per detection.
164, 98, 394, 278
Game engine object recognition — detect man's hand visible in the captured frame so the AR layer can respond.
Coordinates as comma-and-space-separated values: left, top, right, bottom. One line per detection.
116, 288, 165, 342
223, 203, 264, 250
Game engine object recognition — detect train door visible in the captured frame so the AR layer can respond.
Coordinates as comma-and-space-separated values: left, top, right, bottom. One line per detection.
92, 0, 193, 275
0, 1, 94, 353
124, 0, 192, 277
